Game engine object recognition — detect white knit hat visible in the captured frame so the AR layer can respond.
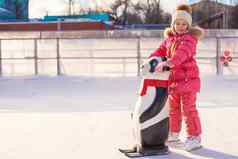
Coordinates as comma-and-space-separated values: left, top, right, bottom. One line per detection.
171, 10, 192, 27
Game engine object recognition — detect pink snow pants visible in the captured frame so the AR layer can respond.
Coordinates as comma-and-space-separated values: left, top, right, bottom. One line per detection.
168, 92, 202, 136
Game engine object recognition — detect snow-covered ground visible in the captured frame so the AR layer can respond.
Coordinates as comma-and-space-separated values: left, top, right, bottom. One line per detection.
0, 74, 238, 159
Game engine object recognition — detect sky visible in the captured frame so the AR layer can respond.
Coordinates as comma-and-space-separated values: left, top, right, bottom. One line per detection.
29, 0, 188, 18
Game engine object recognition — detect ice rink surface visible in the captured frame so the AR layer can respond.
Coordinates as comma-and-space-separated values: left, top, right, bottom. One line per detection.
0, 74, 237, 159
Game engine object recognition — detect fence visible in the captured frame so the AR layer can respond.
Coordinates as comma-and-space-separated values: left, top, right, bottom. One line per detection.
0, 30, 237, 76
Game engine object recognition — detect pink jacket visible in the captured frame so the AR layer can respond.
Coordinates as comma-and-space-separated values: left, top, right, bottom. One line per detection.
150, 27, 204, 94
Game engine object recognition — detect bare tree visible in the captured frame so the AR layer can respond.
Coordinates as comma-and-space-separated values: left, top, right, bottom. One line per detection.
111, 0, 133, 25
62, 0, 79, 15
230, 5, 238, 28
110, 0, 170, 25
122, 0, 129, 25
145, 0, 164, 23
133, 0, 170, 24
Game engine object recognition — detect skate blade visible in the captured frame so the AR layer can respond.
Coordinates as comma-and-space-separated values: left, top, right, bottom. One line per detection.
166, 140, 185, 150
118, 148, 137, 154
123, 149, 170, 158
186, 145, 202, 152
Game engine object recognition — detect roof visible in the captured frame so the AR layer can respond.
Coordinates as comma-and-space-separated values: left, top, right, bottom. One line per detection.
44, 12, 111, 22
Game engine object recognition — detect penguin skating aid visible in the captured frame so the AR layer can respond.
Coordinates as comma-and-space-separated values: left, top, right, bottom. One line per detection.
119, 57, 170, 158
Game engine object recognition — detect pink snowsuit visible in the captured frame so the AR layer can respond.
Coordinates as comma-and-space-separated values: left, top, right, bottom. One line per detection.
150, 27, 203, 136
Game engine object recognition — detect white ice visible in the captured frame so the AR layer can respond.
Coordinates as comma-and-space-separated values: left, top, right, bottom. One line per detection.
0, 74, 237, 159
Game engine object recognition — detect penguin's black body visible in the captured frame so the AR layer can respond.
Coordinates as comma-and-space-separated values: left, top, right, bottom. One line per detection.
119, 57, 170, 157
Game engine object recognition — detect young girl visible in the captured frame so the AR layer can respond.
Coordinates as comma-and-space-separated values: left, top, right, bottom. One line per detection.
149, 4, 204, 151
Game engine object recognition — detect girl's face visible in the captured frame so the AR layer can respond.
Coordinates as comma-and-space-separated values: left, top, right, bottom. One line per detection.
174, 19, 189, 34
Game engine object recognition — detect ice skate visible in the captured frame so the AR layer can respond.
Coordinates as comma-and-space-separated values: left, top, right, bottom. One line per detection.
166, 132, 185, 149
167, 132, 180, 142
184, 136, 202, 151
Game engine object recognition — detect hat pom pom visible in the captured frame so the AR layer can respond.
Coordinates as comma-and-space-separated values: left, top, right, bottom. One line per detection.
176, 4, 192, 14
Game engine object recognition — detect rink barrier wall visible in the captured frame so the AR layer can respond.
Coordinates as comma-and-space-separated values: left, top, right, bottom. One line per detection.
0, 29, 237, 76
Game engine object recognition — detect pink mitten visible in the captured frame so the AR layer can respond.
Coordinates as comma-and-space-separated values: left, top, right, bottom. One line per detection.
155, 61, 167, 72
